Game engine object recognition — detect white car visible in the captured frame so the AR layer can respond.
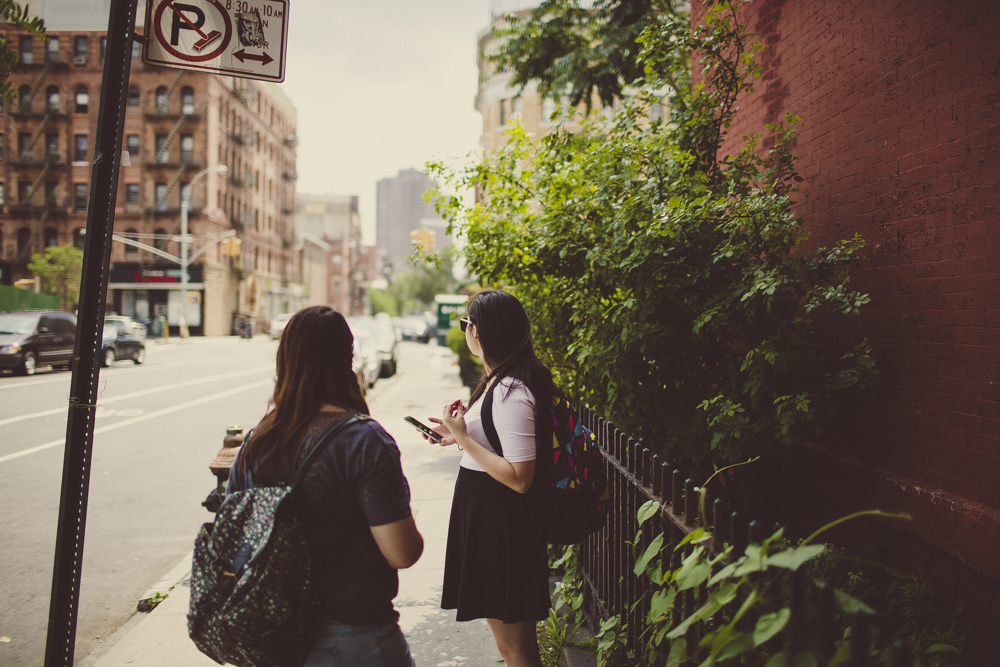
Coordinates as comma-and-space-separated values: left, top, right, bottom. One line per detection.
268, 314, 292, 340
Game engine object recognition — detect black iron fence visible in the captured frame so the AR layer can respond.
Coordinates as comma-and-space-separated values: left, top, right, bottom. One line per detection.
573, 404, 908, 666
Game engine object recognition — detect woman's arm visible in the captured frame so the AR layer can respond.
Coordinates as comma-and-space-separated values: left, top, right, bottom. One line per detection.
370, 515, 424, 569
442, 400, 536, 494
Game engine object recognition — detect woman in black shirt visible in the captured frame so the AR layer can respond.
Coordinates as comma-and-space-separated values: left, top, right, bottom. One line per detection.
229, 306, 423, 666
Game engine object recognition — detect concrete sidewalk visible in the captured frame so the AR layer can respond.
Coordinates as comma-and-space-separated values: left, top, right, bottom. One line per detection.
82, 343, 502, 667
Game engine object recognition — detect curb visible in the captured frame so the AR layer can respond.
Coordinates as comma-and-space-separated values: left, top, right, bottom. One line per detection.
562, 624, 597, 667
136, 551, 192, 612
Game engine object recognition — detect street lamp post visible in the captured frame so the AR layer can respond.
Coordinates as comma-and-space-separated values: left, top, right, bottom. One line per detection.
179, 164, 228, 337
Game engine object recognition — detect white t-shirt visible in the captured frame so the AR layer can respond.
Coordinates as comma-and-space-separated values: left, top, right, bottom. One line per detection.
460, 376, 536, 471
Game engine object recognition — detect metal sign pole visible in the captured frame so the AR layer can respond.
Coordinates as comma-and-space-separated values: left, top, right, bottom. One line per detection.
43, 0, 139, 665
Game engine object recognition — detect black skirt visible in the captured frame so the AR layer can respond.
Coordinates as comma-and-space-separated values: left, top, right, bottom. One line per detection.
441, 468, 551, 623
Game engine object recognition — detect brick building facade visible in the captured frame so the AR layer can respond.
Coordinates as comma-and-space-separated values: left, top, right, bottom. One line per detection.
691, 0, 1000, 658
0, 15, 300, 335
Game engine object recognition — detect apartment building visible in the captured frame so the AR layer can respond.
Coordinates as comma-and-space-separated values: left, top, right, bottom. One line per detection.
0, 9, 301, 335
296, 194, 364, 315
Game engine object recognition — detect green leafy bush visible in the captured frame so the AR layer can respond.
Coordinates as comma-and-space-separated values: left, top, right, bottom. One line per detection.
428, 1, 876, 473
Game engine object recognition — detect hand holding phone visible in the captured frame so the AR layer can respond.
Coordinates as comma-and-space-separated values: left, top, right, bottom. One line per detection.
405, 416, 443, 442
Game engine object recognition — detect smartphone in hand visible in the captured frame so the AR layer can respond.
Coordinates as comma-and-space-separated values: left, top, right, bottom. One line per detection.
405, 416, 443, 442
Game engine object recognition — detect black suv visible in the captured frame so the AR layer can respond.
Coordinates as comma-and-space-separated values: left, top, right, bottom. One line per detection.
0, 310, 77, 376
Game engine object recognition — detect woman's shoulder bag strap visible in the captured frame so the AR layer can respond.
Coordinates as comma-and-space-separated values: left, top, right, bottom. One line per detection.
290, 414, 371, 489
482, 384, 504, 457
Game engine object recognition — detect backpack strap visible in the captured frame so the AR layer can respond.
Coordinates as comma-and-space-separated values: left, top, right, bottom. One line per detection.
290, 414, 370, 489
482, 383, 504, 457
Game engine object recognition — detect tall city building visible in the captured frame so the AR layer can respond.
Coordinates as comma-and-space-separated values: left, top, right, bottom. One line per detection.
0, 3, 301, 335
296, 194, 364, 315
375, 168, 446, 273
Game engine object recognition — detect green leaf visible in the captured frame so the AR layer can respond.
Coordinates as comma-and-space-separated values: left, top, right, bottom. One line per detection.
791, 652, 818, 667
637, 499, 660, 526
832, 588, 875, 615
926, 644, 961, 654
633, 532, 664, 576
666, 638, 687, 666
766, 544, 825, 571
764, 654, 789, 667
752, 608, 790, 647
716, 632, 753, 660
649, 588, 676, 619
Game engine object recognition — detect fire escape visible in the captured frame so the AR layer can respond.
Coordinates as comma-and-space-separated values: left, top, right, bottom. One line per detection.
147, 72, 201, 219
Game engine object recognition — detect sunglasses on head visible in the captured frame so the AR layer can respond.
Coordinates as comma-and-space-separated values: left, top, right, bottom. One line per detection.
459, 317, 473, 332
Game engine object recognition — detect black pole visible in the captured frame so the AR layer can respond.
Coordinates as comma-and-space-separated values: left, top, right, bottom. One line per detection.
43, 1, 138, 665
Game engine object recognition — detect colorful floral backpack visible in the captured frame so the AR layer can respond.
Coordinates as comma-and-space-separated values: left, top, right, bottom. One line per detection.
484, 389, 609, 545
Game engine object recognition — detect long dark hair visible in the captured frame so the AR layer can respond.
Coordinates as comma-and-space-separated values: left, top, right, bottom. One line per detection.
240, 306, 369, 478
467, 290, 559, 464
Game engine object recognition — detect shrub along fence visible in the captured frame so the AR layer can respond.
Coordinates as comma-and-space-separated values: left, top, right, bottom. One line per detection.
573, 404, 910, 666
0, 284, 60, 312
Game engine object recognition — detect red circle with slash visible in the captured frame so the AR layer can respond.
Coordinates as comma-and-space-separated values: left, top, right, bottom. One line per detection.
153, 0, 233, 62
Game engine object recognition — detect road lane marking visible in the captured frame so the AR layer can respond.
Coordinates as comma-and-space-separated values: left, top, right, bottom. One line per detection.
0, 362, 193, 390
0, 378, 273, 465
0, 365, 273, 428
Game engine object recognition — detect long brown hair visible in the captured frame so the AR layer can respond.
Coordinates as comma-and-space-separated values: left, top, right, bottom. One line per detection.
240, 306, 369, 479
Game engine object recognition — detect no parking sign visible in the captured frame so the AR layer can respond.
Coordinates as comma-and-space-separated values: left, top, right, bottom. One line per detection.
142, 0, 288, 82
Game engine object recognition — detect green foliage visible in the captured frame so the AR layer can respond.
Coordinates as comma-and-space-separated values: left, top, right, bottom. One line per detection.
28, 245, 82, 312
430, 0, 876, 473
489, 0, 678, 110
370, 247, 457, 316
0, 2, 47, 103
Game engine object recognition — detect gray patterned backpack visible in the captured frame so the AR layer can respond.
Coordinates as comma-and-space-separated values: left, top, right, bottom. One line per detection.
188, 416, 366, 667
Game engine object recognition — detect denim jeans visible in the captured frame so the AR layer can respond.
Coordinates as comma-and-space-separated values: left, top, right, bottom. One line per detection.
303, 619, 416, 667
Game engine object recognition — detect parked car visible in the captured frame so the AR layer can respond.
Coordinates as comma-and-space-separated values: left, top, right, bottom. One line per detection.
101, 319, 146, 366
0, 310, 77, 375
269, 314, 292, 340
104, 315, 147, 339
398, 315, 431, 343
348, 314, 399, 378
352, 329, 381, 389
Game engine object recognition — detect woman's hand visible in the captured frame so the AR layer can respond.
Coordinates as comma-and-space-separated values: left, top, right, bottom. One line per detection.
439, 399, 469, 446
426, 416, 457, 447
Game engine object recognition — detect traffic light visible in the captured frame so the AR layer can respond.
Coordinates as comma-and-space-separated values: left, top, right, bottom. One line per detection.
221, 237, 243, 257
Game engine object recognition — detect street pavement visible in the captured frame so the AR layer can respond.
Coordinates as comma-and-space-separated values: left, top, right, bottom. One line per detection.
0, 336, 502, 666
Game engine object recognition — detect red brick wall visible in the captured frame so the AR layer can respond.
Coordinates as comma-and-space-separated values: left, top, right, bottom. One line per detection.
690, 0, 1000, 657
692, 0, 1000, 506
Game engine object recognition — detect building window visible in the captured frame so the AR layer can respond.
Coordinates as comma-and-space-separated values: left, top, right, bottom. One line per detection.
650, 102, 663, 122
18, 182, 30, 204
180, 182, 191, 208
0, 183, 5, 206
100, 37, 107, 61
155, 86, 168, 114
19, 36, 32, 64
73, 36, 88, 65
153, 228, 168, 251
18, 85, 32, 112
73, 228, 85, 249
180, 134, 193, 163
181, 86, 194, 115
46, 37, 60, 63
18, 228, 31, 256
44, 227, 59, 247
155, 183, 167, 211
45, 133, 58, 158
74, 184, 87, 210
132, 39, 141, 59
0, 134, 4, 162
75, 86, 88, 113
155, 134, 168, 163
499, 98, 506, 126
124, 228, 139, 257
74, 134, 87, 162
44, 182, 57, 207
46, 85, 60, 111
127, 86, 139, 107
126, 134, 139, 158
542, 97, 556, 121
18, 132, 31, 162
254, 209, 259, 230
512, 95, 523, 119
126, 183, 139, 205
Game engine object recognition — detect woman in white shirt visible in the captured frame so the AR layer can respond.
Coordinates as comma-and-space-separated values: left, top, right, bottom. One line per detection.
428, 290, 557, 667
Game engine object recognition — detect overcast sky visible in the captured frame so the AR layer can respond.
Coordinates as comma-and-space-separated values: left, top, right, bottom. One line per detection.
279, 0, 490, 245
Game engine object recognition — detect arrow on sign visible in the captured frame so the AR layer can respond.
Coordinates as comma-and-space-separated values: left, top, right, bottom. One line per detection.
234, 49, 273, 66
